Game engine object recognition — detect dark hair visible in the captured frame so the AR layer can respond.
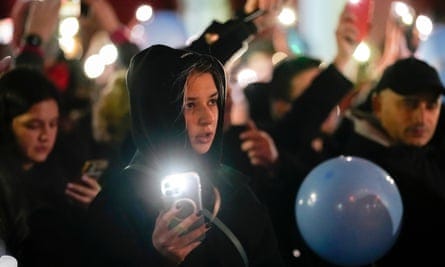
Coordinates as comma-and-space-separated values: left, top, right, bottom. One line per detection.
177, 56, 226, 111
0, 67, 60, 144
270, 56, 321, 102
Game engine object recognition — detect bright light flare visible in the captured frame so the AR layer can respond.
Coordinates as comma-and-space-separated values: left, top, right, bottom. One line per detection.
0, 18, 13, 44
278, 7, 297, 26
353, 42, 371, 63
416, 15, 433, 40
237, 68, 258, 88
392, 1, 415, 26
59, 17, 79, 38
99, 44, 118, 65
84, 54, 105, 79
135, 4, 153, 22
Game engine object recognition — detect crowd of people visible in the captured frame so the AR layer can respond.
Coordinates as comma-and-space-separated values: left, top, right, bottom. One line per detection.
1, 0, 445, 266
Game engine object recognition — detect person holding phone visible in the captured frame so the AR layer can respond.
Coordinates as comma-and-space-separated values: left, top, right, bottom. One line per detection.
85, 44, 285, 267
0, 67, 101, 266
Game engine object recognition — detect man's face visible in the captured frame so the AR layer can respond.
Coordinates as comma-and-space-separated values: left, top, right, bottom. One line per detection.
373, 89, 442, 147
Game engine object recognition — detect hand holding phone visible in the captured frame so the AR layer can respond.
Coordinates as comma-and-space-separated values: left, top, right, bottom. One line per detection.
345, 0, 374, 42
161, 172, 205, 237
82, 159, 109, 180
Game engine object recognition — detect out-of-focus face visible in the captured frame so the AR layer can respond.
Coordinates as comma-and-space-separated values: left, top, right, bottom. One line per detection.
184, 72, 219, 154
290, 67, 320, 100
12, 99, 59, 169
373, 89, 441, 147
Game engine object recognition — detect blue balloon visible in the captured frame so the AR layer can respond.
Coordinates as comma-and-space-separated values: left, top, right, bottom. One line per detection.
295, 156, 403, 266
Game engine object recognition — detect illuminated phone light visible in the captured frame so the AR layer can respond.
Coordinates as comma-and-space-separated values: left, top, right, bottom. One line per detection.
84, 54, 106, 79
349, 0, 361, 5
392, 1, 415, 26
0, 255, 18, 267
0, 18, 13, 44
353, 42, 371, 63
59, 17, 80, 38
161, 173, 191, 197
278, 7, 297, 26
136, 4, 154, 22
99, 44, 118, 65
416, 15, 433, 41
236, 68, 258, 88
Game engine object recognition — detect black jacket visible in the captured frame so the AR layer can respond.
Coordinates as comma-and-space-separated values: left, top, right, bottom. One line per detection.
0, 152, 89, 266
340, 113, 445, 266
86, 45, 284, 267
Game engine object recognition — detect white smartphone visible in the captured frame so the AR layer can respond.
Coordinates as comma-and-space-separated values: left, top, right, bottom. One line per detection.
161, 172, 205, 237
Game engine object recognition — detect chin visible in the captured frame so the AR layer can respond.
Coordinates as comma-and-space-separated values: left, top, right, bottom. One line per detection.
193, 145, 211, 155
31, 154, 49, 163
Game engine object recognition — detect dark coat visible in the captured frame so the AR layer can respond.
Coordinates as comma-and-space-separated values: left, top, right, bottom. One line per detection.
0, 152, 89, 267
86, 45, 284, 267
340, 123, 445, 266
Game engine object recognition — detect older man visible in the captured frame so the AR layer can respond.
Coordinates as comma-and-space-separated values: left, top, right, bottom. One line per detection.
339, 57, 445, 266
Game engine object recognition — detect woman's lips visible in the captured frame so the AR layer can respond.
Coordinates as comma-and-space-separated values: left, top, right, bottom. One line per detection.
195, 132, 213, 144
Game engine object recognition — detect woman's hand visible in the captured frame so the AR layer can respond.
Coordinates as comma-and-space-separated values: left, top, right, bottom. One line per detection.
0, 56, 12, 74
240, 120, 278, 168
152, 206, 207, 264
65, 175, 101, 208
11, 0, 61, 49
334, 6, 360, 73
244, 0, 283, 33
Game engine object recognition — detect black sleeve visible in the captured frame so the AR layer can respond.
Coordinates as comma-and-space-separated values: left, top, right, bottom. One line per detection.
271, 64, 354, 152
186, 18, 257, 64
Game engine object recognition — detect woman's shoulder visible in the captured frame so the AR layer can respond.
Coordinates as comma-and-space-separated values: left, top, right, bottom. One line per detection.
217, 164, 251, 187
215, 164, 264, 205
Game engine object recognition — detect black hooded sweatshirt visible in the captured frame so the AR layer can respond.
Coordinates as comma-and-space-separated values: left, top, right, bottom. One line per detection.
85, 45, 285, 267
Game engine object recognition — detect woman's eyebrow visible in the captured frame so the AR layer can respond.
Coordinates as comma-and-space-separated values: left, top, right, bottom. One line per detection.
185, 91, 219, 100
209, 92, 219, 98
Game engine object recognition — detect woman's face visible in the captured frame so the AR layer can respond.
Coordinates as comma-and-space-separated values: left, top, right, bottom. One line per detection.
184, 72, 219, 154
12, 99, 59, 167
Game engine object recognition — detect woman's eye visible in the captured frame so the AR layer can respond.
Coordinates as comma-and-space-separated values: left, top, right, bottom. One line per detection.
50, 120, 59, 128
25, 122, 40, 129
184, 102, 195, 109
209, 98, 218, 105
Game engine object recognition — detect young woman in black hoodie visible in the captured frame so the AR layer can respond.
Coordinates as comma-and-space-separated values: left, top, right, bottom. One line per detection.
86, 45, 285, 267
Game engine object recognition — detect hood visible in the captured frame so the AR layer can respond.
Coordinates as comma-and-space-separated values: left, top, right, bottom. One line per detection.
126, 45, 226, 176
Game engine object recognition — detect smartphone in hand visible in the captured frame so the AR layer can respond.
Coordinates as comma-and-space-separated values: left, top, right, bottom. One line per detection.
82, 159, 109, 180
161, 172, 205, 238
346, 0, 374, 42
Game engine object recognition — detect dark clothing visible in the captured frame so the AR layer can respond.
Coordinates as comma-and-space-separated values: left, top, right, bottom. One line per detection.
187, 18, 257, 64
87, 162, 284, 267
86, 45, 284, 267
272, 64, 353, 153
340, 124, 445, 266
256, 64, 353, 266
0, 152, 88, 266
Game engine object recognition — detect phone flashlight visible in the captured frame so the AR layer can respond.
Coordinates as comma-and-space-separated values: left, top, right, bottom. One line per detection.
390, 1, 416, 27
161, 172, 203, 220
161, 172, 205, 239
